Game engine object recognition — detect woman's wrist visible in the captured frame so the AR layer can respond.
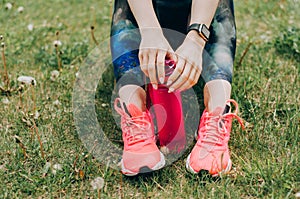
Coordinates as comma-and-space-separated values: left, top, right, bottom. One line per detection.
140, 27, 164, 38
186, 30, 206, 48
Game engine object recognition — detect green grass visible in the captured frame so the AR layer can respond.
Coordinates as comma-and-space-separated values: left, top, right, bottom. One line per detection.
0, 0, 299, 198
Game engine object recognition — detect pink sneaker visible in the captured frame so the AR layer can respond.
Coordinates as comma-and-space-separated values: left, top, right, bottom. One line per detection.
114, 98, 165, 176
186, 99, 244, 176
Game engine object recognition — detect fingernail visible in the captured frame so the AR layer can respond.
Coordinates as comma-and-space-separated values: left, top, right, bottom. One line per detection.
159, 77, 164, 84
153, 84, 158, 90
166, 80, 172, 86
168, 87, 174, 93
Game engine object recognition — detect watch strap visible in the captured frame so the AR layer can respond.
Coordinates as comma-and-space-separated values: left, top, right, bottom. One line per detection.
187, 23, 210, 42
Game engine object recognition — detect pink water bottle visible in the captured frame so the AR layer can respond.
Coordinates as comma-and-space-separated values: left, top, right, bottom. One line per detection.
147, 60, 186, 153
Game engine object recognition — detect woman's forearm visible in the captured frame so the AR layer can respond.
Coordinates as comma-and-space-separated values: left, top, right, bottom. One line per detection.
190, 0, 219, 27
127, 0, 161, 31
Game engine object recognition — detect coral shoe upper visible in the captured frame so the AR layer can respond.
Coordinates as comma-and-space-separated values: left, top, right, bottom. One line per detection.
187, 99, 245, 175
114, 98, 164, 175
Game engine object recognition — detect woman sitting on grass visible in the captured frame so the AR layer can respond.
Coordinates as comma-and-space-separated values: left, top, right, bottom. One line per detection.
110, 0, 244, 176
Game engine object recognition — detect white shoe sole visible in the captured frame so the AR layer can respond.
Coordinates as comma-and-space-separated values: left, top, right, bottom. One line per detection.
186, 154, 232, 177
121, 152, 165, 176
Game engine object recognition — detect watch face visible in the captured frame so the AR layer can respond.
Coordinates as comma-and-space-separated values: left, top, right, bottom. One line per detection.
200, 24, 210, 39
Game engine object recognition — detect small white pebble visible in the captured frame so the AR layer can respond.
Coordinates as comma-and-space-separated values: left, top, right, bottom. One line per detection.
52, 163, 63, 175
53, 99, 61, 106
101, 103, 107, 107
50, 70, 60, 81
42, 138, 47, 144
42, 20, 48, 27
2, 98, 10, 105
17, 76, 36, 86
90, 177, 104, 190
34, 111, 40, 119
17, 6, 24, 13
43, 162, 52, 174
288, 19, 294, 24
27, 24, 34, 31
5, 3, 13, 10
53, 40, 62, 46
0, 164, 6, 171
279, 3, 284, 9
53, 164, 62, 170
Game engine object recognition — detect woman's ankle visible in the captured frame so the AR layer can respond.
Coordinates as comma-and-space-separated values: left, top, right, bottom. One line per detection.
204, 79, 231, 112
119, 85, 146, 111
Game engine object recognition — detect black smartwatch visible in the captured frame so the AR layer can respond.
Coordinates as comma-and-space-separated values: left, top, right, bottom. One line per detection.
187, 23, 210, 42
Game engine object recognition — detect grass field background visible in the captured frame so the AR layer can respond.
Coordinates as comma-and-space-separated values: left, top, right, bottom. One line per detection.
0, 0, 299, 198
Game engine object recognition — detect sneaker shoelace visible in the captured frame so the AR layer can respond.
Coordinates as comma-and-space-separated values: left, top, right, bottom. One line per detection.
114, 98, 153, 146
198, 99, 245, 151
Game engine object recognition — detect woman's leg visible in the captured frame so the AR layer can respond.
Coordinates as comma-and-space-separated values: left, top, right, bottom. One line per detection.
186, 0, 244, 176
201, 0, 237, 111
110, 0, 166, 176
110, 0, 146, 110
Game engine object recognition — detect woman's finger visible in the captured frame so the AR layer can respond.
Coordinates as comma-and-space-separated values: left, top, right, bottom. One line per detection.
147, 49, 158, 89
169, 61, 193, 92
166, 58, 185, 88
156, 50, 167, 84
179, 66, 198, 91
139, 50, 149, 76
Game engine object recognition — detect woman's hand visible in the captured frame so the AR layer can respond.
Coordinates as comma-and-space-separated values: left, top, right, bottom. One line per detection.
167, 31, 205, 92
139, 28, 176, 89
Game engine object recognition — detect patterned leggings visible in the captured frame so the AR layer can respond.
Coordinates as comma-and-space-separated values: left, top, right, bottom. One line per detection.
110, 0, 236, 88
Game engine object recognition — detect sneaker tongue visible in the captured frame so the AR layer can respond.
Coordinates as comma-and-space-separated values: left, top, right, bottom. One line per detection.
211, 104, 230, 116
211, 107, 224, 115
127, 104, 144, 117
